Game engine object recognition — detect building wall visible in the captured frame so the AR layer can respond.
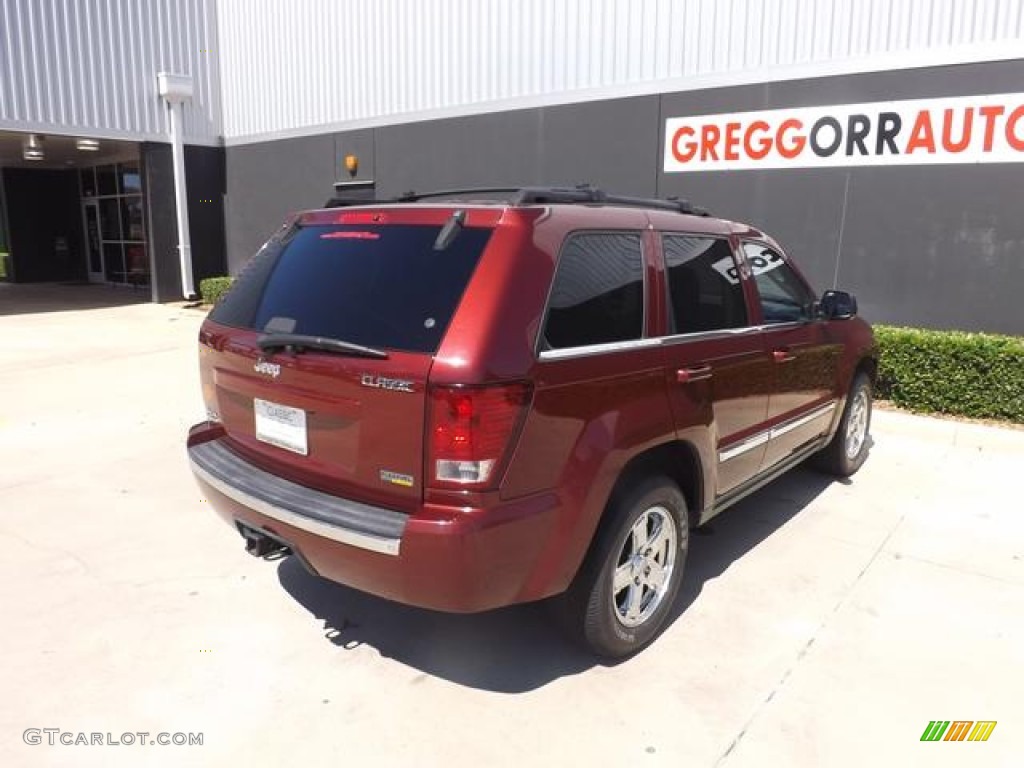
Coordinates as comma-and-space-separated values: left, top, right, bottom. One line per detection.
0, 0, 220, 143
224, 58, 1024, 335
217, 0, 1024, 143
141, 143, 226, 301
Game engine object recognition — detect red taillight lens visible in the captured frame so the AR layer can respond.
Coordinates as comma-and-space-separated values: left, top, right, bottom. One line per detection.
427, 383, 531, 489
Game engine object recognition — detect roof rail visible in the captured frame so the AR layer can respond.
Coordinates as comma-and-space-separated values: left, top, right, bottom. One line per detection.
397, 184, 708, 216
395, 187, 526, 202
514, 185, 708, 216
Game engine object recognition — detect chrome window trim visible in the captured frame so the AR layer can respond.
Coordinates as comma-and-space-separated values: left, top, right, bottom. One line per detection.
718, 401, 837, 463
535, 229, 649, 358
539, 336, 662, 361
538, 322, 802, 359
657, 324, 769, 346
190, 459, 402, 556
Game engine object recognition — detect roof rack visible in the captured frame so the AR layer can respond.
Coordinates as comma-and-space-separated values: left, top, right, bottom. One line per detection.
396, 184, 709, 216
395, 187, 525, 202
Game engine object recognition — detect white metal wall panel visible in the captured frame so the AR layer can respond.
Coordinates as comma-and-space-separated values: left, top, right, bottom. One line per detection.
217, 0, 1024, 143
0, 0, 221, 143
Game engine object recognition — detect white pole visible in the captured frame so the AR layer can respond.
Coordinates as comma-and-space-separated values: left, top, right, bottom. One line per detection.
157, 72, 195, 300
168, 100, 195, 298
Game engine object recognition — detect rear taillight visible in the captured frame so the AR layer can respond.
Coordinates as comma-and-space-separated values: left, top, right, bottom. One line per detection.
427, 383, 531, 490
198, 346, 220, 423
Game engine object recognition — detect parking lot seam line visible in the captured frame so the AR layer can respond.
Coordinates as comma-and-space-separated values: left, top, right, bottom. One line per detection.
713, 509, 908, 766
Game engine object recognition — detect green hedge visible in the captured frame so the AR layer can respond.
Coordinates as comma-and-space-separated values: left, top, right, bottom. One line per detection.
875, 325, 1024, 423
199, 276, 233, 304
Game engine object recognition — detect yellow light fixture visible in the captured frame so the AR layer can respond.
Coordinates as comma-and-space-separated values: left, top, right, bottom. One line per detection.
344, 154, 358, 176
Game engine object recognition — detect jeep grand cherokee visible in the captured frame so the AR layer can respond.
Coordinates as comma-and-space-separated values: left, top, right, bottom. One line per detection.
187, 186, 876, 657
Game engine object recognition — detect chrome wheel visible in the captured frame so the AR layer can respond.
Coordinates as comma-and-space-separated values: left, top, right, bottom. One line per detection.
611, 505, 677, 628
844, 388, 870, 460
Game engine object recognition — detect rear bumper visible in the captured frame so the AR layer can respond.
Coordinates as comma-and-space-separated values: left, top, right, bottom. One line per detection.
187, 425, 560, 613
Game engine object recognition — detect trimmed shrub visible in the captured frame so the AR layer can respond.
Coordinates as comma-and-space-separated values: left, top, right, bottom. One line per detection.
199, 276, 233, 305
874, 325, 1024, 423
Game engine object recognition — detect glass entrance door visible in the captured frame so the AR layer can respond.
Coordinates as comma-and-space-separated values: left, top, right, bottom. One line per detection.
83, 201, 104, 283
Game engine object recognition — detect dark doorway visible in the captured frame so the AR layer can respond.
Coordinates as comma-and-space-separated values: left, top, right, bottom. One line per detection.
1, 168, 85, 283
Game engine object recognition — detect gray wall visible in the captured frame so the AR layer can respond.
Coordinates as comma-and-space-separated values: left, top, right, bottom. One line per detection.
656, 60, 1024, 334
225, 59, 1024, 334
142, 143, 227, 302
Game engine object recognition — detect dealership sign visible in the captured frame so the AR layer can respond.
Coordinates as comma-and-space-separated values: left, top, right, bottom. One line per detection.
664, 93, 1024, 171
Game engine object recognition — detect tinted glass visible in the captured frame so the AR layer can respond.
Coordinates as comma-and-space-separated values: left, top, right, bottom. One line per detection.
544, 233, 644, 349
121, 197, 145, 240
100, 198, 121, 240
664, 236, 747, 333
80, 168, 96, 198
210, 224, 491, 354
96, 164, 117, 196
743, 242, 817, 323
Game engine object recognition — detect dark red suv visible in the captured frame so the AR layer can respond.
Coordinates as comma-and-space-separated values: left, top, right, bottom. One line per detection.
188, 186, 876, 657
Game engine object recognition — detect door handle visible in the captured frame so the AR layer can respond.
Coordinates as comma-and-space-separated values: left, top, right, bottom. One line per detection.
772, 349, 796, 364
676, 365, 713, 383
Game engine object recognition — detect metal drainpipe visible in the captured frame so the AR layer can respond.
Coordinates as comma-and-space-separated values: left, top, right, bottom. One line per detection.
157, 72, 195, 299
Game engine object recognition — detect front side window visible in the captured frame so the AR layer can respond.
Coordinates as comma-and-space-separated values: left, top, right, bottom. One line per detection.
742, 242, 816, 324
663, 235, 748, 333
543, 232, 644, 350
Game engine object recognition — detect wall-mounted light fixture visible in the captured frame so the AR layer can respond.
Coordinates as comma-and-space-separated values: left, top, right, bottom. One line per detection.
23, 134, 44, 161
344, 154, 358, 176
76, 138, 100, 151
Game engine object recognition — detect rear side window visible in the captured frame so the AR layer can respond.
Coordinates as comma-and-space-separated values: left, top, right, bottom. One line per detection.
663, 235, 748, 333
543, 232, 644, 350
210, 224, 491, 354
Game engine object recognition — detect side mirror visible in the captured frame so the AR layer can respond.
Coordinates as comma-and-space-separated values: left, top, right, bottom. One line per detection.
820, 290, 858, 320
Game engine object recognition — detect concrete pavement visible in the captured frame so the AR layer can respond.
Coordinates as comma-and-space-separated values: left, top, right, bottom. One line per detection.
1, 285, 1021, 767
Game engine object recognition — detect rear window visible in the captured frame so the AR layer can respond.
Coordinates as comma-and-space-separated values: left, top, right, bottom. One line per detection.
210, 223, 492, 354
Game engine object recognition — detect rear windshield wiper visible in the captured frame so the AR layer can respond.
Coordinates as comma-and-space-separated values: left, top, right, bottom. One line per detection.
257, 333, 389, 359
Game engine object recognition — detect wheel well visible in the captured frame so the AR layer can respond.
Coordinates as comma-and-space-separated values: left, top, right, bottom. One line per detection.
609, 441, 703, 523
857, 356, 878, 387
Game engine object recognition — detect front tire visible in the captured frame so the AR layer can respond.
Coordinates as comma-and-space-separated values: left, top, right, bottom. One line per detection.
563, 476, 689, 658
816, 371, 873, 477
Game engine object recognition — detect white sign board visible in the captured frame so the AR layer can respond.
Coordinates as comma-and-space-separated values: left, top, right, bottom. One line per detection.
664, 93, 1024, 172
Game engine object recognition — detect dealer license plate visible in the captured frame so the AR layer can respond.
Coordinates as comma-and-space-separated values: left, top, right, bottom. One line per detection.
254, 398, 308, 455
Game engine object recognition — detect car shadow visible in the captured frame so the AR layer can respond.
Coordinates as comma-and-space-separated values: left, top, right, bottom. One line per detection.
276, 466, 839, 693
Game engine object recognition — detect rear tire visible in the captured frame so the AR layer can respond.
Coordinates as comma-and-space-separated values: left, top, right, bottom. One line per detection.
560, 476, 689, 658
815, 371, 873, 477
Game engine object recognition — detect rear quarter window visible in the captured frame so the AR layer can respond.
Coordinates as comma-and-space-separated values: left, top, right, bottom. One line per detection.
210, 224, 492, 354
543, 232, 645, 350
